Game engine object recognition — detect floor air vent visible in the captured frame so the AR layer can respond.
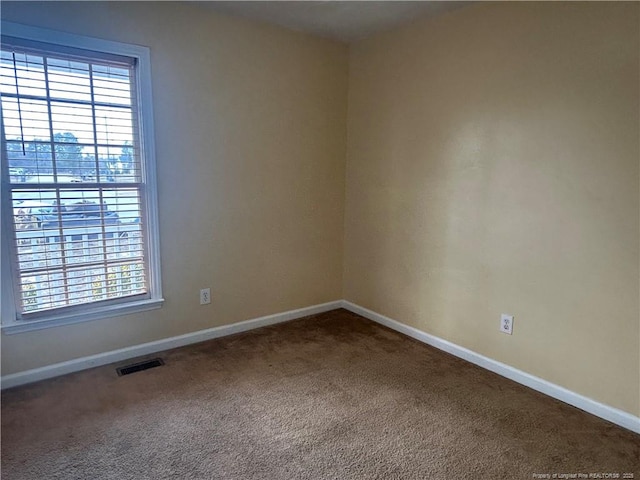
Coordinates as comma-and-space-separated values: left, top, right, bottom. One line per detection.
117, 358, 164, 376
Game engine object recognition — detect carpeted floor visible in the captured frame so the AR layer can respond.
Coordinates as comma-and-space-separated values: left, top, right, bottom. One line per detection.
2, 309, 639, 479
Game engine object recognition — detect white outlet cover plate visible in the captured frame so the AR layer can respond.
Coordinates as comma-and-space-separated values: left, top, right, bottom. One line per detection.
500, 314, 514, 335
200, 288, 211, 305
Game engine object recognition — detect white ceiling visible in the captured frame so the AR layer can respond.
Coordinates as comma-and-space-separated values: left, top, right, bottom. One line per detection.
197, 1, 471, 43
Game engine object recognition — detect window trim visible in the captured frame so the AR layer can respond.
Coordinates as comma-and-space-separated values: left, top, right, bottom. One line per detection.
0, 21, 163, 334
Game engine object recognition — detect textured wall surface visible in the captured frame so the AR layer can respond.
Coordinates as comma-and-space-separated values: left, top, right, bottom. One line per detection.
1, 1, 348, 374
344, 2, 639, 415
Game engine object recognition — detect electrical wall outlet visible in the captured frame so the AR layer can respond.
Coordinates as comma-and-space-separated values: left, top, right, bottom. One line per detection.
200, 288, 211, 305
500, 314, 514, 335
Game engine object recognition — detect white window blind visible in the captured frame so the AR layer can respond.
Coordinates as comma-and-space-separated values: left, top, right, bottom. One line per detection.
1, 32, 161, 325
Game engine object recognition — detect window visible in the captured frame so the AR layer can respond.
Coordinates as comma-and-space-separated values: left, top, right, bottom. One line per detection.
1, 23, 162, 333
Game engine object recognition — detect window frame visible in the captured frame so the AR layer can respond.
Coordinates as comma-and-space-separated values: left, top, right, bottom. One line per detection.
0, 21, 163, 334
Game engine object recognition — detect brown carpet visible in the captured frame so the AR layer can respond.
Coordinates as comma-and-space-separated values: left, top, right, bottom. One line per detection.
2, 309, 638, 479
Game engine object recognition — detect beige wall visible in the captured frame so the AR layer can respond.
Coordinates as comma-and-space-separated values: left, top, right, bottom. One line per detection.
1, 2, 348, 374
344, 2, 639, 416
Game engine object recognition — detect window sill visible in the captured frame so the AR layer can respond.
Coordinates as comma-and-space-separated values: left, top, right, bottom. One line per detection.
1, 298, 164, 335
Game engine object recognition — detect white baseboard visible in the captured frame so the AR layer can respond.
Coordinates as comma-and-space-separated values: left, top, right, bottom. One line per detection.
0, 300, 342, 390
341, 300, 640, 435
3, 299, 638, 435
